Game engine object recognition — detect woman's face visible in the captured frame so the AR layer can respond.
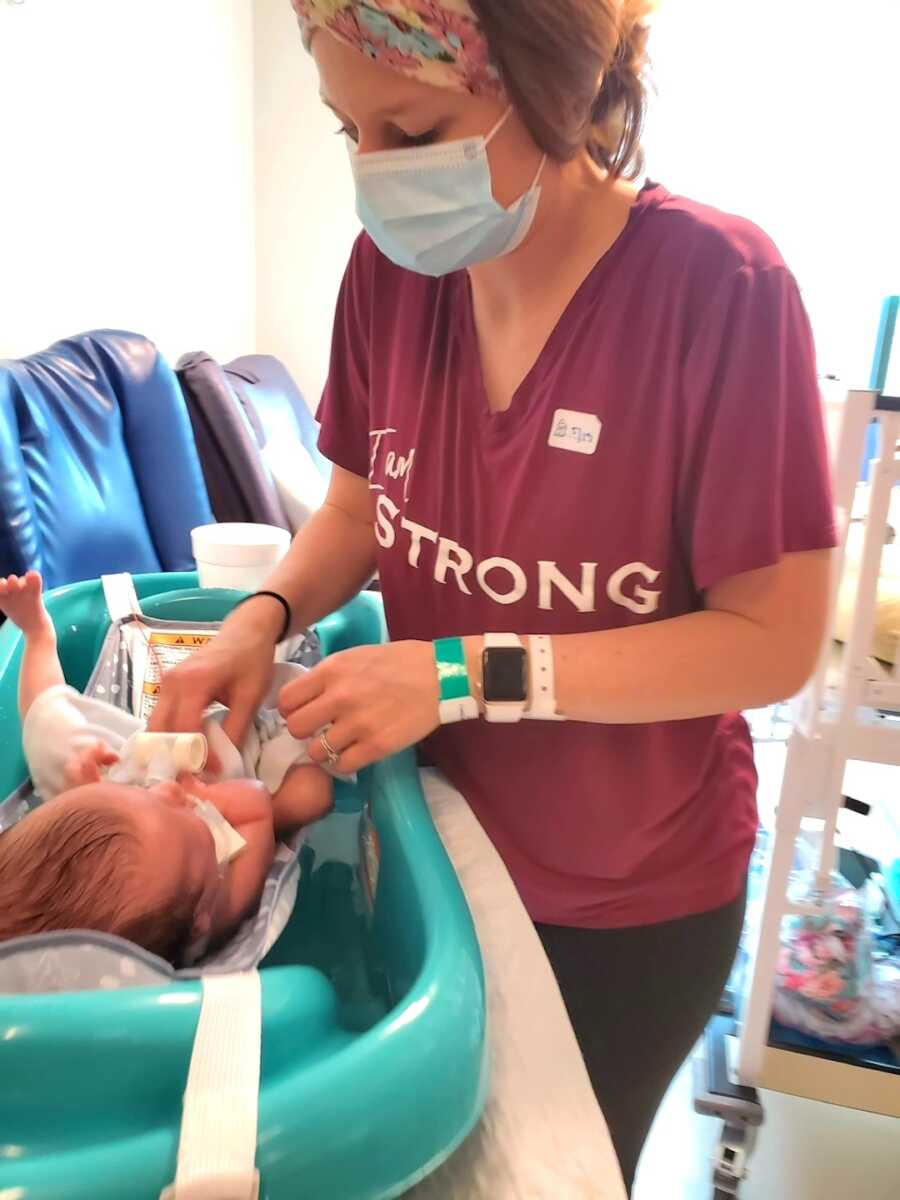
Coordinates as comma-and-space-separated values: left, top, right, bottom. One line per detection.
311, 32, 543, 209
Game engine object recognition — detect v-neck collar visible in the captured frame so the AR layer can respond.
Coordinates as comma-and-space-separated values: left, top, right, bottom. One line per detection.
458, 180, 664, 435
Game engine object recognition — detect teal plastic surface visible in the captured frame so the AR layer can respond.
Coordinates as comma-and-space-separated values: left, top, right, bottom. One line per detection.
0, 575, 488, 1199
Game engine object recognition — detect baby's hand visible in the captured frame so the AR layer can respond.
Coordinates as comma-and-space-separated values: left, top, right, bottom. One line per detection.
63, 741, 120, 789
0, 572, 50, 637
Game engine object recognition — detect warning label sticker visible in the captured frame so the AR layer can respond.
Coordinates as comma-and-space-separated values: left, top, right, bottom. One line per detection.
138, 630, 215, 722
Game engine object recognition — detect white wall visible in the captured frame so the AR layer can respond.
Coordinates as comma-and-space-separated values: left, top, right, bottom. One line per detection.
0, 0, 256, 368
254, 0, 358, 408
252, 0, 899, 402
1, 1, 894, 402
643, 0, 900, 387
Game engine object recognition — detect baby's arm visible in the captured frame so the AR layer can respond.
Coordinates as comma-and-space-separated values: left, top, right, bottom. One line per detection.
2, 572, 122, 798
271, 764, 333, 836
0, 573, 64, 717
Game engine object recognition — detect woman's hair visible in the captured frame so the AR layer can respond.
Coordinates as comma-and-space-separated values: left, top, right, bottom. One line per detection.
471, 0, 654, 179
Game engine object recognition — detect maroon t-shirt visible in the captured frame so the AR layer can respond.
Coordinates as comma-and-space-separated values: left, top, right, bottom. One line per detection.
317, 182, 836, 928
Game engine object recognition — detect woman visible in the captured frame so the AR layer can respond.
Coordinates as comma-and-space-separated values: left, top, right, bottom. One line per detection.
154, 0, 836, 1188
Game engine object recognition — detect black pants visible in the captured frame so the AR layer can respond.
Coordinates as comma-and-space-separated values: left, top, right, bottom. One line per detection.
537, 888, 746, 1195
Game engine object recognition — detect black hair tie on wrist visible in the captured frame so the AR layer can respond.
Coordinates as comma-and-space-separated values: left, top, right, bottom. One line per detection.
233, 590, 292, 644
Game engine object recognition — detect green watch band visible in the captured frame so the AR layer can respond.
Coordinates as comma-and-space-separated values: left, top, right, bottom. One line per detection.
434, 636, 469, 701
433, 637, 480, 724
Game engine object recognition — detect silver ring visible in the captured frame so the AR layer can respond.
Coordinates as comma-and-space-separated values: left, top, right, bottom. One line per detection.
319, 729, 340, 766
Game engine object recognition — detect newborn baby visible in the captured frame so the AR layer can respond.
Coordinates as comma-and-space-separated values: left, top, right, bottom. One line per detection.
0, 572, 333, 964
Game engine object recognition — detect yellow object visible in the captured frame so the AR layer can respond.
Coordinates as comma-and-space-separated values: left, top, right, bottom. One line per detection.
835, 542, 900, 664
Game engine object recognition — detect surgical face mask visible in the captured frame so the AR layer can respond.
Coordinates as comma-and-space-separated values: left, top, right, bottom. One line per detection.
349, 107, 547, 277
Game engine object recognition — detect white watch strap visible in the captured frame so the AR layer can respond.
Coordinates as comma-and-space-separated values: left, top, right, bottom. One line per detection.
439, 695, 480, 724
484, 633, 522, 649
483, 633, 526, 724
525, 635, 565, 720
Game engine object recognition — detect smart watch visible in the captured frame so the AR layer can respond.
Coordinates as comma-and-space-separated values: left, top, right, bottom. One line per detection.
482, 633, 528, 723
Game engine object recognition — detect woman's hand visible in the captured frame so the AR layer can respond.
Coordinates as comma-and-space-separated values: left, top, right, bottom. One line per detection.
278, 641, 440, 773
149, 621, 278, 750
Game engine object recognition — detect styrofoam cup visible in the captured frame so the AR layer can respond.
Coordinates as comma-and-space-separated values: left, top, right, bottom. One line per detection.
191, 523, 291, 593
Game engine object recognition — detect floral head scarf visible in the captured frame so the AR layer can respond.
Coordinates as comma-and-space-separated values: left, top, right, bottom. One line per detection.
290, 0, 503, 97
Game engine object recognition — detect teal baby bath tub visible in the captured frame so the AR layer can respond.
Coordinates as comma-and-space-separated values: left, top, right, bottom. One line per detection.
0, 574, 487, 1199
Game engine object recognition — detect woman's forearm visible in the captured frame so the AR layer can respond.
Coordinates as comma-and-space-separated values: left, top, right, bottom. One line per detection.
552, 609, 813, 723
265, 499, 378, 631
463, 552, 830, 725
462, 610, 811, 726
218, 499, 378, 648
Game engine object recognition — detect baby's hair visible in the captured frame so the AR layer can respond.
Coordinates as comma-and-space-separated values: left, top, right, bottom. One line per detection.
0, 801, 197, 964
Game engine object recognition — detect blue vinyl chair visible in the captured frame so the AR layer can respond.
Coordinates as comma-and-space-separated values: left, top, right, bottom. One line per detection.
0, 330, 214, 588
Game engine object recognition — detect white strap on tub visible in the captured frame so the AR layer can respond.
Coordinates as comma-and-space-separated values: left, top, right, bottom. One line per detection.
161, 970, 262, 1200
102, 572, 143, 622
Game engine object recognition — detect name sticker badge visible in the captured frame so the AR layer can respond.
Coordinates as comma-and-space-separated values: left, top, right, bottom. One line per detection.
548, 409, 602, 455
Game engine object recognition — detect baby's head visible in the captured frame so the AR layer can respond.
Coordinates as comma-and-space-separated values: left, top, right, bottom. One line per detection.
0, 780, 227, 963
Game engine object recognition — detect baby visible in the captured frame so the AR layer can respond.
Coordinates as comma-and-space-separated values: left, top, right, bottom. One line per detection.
0, 572, 333, 965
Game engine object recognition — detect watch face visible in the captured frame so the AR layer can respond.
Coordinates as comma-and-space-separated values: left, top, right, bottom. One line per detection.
482, 646, 527, 703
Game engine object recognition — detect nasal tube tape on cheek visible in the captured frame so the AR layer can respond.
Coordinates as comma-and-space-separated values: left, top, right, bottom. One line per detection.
192, 800, 247, 866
